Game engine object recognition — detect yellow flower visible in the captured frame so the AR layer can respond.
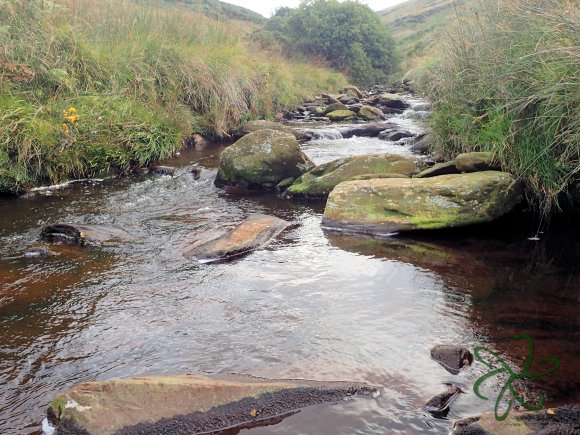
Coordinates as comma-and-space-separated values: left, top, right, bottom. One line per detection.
68, 107, 76, 114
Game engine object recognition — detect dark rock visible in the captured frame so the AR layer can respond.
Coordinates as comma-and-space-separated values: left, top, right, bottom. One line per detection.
346, 104, 362, 113
321, 93, 339, 104
40, 224, 134, 247
411, 135, 434, 155
431, 345, 474, 374
339, 96, 359, 105
378, 130, 416, 142
424, 384, 463, 416
184, 214, 290, 262
151, 165, 177, 176
342, 123, 397, 139
415, 161, 460, 178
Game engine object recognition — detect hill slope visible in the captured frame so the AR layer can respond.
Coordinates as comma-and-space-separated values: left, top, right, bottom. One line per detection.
379, 0, 473, 71
158, 0, 265, 23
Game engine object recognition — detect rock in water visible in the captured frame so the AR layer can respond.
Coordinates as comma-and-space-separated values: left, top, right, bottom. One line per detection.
40, 224, 134, 246
287, 154, 421, 199
215, 129, 314, 191
430, 345, 474, 375
424, 384, 463, 416
453, 407, 580, 435
46, 373, 380, 435
235, 120, 307, 142
455, 152, 499, 173
326, 110, 357, 122
358, 105, 385, 121
185, 214, 290, 262
323, 172, 522, 235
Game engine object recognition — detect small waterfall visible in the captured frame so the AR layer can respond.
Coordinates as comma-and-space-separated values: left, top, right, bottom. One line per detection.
410, 102, 431, 111
307, 129, 344, 140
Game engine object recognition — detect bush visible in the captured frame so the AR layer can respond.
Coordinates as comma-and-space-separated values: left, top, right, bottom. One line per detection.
256, 0, 397, 86
425, 0, 580, 215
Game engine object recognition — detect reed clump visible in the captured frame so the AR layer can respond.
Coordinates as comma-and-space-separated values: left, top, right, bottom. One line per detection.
0, 0, 346, 193
425, 0, 579, 215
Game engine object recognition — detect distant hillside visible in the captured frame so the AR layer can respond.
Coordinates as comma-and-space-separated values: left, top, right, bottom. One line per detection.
379, 0, 478, 72
156, 0, 266, 23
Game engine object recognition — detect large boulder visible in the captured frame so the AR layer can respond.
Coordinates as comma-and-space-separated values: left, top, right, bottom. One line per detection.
323, 102, 348, 115
46, 373, 380, 435
185, 214, 290, 262
286, 154, 421, 198
322, 171, 522, 234
326, 110, 357, 122
235, 120, 307, 142
358, 105, 385, 121
455, 151, 499, 172
215, 129, 314, 190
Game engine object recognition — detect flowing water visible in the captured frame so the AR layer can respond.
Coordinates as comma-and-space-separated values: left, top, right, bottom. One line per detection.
0, 104, 579, 434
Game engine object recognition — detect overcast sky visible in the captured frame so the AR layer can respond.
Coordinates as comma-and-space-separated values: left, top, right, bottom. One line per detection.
223, 0, 409, 18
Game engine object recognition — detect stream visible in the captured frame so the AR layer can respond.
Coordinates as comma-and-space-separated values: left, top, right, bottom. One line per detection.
0, 100, 578, 434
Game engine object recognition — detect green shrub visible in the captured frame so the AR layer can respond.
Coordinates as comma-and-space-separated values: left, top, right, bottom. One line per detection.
256, 0, 397, 86
425, 0, 580, 215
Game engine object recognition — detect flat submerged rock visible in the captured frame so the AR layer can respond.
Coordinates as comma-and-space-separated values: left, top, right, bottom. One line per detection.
47, 373, 380, 435
184, 214, 290, 262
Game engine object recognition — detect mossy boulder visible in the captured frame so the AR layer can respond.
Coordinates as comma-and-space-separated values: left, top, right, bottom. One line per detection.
215, 129, 314, 190
348, 173, 409, 181
322, 171, 522, 234
455, 152, 499, 172
286, 154, 421, 198
236, 120, 306, 142
327, 110, 357, 122
358, 105, 385, 121
323, 102, 348, 115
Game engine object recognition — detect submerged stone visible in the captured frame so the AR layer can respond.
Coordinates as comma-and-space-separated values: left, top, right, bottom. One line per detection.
287, 154, 421, 198
215, 129, 314, 191
322, 171, 522, 235
430, 345, 474, 375
40, 224, 134, 246
184, 214, 290, 262
46, 373, 380, 435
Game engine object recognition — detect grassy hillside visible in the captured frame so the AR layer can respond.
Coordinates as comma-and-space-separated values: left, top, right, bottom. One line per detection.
379, 0, 471, 72
156, 0, 265, 23
0, 0, 346, 194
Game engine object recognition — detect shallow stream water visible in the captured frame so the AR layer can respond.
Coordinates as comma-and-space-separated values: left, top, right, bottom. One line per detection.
1, 103, 578, 434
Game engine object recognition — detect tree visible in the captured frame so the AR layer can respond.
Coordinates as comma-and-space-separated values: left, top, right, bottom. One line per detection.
259, 0, 397, 85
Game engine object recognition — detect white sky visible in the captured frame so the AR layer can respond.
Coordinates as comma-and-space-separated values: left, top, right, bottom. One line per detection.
223, 0, 409, 18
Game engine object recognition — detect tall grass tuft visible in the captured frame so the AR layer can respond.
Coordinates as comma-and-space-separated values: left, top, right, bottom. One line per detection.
0, 0, 346, 193
425, 0, 579, 215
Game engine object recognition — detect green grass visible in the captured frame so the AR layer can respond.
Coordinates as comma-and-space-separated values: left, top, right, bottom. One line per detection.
423, 0, 580, 215
0, 0, 346, 193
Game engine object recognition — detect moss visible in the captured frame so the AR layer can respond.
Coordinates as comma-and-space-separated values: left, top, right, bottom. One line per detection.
50, 396, 67, 419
